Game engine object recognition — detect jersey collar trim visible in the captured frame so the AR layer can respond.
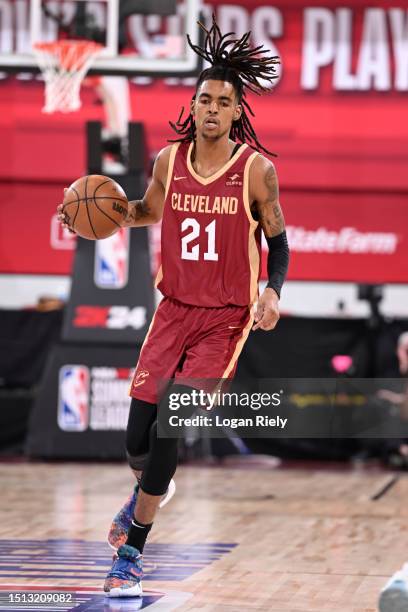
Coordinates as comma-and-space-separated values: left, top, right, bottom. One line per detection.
186, 142, 248, 185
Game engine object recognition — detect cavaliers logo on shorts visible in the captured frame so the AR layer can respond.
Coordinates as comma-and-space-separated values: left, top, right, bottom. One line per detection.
133, 369, 150, 388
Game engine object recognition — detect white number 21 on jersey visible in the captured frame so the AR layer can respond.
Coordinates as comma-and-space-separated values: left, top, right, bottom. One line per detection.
181, 218, 219, 261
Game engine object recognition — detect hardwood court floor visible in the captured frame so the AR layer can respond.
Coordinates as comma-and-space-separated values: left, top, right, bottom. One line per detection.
0, 460, 406, 611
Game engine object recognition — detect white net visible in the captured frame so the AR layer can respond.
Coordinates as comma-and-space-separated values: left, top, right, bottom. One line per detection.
33, 40, 102, 113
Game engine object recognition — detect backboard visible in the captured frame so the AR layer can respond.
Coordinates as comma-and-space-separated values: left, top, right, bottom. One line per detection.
0, 0, 201, 77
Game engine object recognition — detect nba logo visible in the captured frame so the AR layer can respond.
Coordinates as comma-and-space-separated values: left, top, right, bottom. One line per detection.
58, 366, 90, 431
94, 228, 129, 289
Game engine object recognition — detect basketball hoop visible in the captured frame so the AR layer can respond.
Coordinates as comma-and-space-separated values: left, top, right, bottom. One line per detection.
34, 40, 102, 113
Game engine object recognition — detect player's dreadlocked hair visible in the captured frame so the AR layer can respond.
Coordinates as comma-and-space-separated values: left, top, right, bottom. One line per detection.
169, 15, 280, 156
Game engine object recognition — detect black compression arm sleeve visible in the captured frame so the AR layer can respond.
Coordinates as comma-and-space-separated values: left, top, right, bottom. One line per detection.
266, 231, 290, 299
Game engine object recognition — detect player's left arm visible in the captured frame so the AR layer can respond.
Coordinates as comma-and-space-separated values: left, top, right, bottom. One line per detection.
250, 155, 290, 331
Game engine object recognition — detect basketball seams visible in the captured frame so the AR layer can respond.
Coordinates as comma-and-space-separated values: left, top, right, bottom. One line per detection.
92, 199, 122, 228
71, 187, 81, 230
62, 186, 81, 231
61, 175, 128, 240
93, 178, 127, 203
93, 179, 119, 198
63, 196, 128, 206
84, 175, 99, 239
92, 177, 126, 229
93, 178, 111, 192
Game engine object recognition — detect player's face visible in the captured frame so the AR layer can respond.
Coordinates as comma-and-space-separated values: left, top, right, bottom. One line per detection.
191, 80, 242, 141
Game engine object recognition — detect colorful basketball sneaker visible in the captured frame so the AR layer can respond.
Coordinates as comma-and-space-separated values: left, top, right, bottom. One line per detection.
104, 544, 143, 598
108, 484, 139, 551
108, 479, 176, 550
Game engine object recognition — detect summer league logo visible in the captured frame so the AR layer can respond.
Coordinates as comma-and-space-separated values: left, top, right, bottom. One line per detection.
58, 366, 133, 432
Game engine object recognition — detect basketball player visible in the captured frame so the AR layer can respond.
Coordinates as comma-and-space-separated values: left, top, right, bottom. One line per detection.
58, 17, 289, 597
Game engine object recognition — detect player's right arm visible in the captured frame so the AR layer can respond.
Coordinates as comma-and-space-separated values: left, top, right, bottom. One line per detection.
122, 145, 172, 227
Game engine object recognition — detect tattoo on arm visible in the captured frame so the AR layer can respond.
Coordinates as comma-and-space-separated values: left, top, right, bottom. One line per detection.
257, 166, 285, 237
123, 199, 151, 226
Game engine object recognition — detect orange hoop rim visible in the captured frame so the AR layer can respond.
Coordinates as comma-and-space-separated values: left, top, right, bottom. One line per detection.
34, 39, 103, 53
34, 39, 103, 70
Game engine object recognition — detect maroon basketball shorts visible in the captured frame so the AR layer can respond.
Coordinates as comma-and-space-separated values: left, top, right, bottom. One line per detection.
130, 297, 253, 404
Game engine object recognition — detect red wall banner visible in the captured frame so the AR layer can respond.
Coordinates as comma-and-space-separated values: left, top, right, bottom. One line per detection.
0, 1, 407, 282
264, 191, 407, 283
1, 188, 406, 283
0, 183, 76, 275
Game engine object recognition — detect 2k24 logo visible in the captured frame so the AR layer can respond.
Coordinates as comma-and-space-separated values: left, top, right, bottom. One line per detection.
73, 306, 146, 330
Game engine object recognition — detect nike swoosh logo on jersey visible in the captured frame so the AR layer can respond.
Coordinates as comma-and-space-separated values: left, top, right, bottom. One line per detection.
174, 176, 187, 181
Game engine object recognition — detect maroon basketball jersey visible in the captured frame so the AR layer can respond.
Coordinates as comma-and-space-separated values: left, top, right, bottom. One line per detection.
156, 141, 262, 308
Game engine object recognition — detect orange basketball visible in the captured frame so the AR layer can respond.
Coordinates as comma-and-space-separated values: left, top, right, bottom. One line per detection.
62, 175, 128, 240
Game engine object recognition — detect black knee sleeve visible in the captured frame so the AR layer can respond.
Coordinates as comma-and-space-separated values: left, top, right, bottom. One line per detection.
139, 384, 197, 495
140, 421, 179, 496
126, 387, 196, 496
126, 451, 149, 472
126, 398, 157, 471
